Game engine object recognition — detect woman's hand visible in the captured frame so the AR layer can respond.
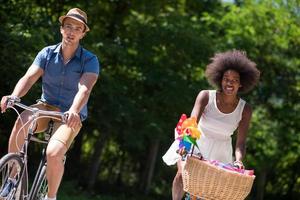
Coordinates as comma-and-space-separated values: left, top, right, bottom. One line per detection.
176, 147, 188, 157
233, 160, 244, 169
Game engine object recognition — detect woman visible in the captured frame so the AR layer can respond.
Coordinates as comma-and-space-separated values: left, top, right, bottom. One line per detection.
162, 50, 260, 200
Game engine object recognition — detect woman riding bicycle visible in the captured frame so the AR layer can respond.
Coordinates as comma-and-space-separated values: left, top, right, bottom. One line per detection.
162, 50, 260, 200
0, 8, 100, 200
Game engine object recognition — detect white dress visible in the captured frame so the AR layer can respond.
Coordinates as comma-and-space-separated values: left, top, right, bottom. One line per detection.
162, 90, 245, 165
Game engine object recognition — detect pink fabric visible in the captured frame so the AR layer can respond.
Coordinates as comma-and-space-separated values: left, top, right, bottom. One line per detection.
205, 159, 254, 176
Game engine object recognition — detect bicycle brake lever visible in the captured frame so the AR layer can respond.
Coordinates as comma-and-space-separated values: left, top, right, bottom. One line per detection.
62, 113, 69, 123
7, 96, 21, 107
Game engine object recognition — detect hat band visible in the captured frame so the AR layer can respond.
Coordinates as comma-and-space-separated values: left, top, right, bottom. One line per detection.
66, 13, 87, 25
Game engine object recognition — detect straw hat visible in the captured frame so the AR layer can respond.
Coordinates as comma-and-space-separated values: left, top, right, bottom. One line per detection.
59, 8, 90, 32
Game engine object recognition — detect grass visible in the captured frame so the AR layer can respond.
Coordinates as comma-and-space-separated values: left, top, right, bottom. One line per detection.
58, 181, 166, 200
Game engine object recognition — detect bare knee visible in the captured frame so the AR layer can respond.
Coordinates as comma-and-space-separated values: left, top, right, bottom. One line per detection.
173, 170, 183, 186
46, 140, 66, 163
172, 170, 184, 200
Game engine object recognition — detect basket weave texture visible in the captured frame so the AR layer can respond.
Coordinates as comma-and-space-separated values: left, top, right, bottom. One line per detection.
182, 156, 255, 200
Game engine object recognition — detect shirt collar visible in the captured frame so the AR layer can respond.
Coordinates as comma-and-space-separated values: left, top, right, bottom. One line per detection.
55, 43, 82, 59
74, 45, 82, 58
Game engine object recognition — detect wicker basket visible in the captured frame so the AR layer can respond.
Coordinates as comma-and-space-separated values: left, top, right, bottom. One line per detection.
182, 156, 255, 200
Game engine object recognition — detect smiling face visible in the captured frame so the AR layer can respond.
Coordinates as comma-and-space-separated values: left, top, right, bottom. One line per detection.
60, 17, 86, 47
221, 69, 241, 95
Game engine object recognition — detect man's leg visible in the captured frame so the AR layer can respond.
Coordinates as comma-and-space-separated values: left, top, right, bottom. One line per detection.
9, 115, 31, 153
8, 103, 49, 153
46, 123, 81, 198
45, 140, 66, 198
172, 160, 185, 200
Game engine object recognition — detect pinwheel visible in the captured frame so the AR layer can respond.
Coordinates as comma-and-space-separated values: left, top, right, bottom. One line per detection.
175, 114, 201, 154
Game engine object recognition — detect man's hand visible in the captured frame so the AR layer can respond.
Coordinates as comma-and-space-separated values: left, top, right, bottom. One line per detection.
1, 95, 19, 113
1, 96, 9, 113
65, 110, 81, 128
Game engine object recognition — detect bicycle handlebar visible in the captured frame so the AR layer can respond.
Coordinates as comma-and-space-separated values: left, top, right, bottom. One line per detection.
7, 96, 67, 123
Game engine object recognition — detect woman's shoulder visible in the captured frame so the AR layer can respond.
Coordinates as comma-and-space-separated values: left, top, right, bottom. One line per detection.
242, 102, 253, 118
198, 90, 210, 98
196, 90, 210, 105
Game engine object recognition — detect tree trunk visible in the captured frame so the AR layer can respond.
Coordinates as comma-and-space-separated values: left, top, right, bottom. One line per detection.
86, 133, 108, 191
256, 167, 267, 200
140, 139, 160, 194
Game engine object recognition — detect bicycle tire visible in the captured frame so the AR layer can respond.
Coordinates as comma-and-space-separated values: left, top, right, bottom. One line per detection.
0, 153, 27, 200
29, 164, 47, 200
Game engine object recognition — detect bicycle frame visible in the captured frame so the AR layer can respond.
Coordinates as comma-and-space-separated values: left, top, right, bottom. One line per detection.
28, 120, 54, 200
1, 98, 65, 200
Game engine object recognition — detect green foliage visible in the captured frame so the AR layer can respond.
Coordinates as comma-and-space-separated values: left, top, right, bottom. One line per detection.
0, 0, 299, 199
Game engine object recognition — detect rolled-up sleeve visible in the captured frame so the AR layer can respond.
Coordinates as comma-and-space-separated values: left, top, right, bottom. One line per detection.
83, 55, 100, 75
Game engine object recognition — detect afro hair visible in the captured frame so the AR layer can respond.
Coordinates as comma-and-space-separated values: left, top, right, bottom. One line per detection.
205, 50, 260, 93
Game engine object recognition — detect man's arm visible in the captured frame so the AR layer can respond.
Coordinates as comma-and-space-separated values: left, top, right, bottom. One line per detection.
1, 65, 43, 112
66, 72, 98, 128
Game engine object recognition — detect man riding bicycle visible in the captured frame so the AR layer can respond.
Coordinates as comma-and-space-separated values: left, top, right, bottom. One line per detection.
0, 8, 100, 200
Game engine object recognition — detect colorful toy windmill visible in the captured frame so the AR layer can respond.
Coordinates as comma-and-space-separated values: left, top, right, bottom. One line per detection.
175, 114, 201, 155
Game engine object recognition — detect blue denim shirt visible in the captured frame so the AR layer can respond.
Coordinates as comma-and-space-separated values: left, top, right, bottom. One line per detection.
33, 43, 100, 121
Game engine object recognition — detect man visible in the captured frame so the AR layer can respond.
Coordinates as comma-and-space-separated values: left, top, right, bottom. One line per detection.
0, 8, 100, 200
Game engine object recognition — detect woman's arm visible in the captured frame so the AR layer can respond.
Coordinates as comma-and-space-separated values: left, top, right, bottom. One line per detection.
190, 90, 209, 122
235, 103, 252, 167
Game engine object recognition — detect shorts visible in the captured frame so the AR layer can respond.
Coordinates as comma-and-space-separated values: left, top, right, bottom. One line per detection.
30, 101, 82, 149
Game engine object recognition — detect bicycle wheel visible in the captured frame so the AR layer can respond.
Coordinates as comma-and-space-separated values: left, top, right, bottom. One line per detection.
29, 164, 47, 200
0, 153, 27, 200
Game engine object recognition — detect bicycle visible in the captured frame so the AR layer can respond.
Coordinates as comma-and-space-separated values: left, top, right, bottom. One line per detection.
184, 193, 201, 200
0, 97, 67, 200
